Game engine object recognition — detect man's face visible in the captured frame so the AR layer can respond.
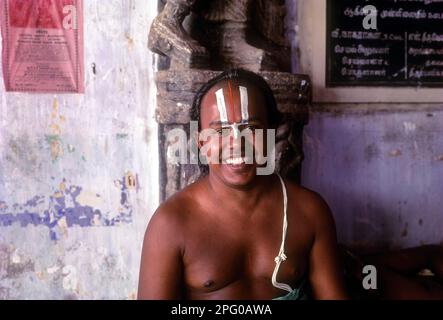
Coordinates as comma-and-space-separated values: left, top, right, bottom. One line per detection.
199, 80, 270, 188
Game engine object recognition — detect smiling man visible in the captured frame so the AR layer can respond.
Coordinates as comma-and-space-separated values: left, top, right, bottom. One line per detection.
138, 69, 348, 300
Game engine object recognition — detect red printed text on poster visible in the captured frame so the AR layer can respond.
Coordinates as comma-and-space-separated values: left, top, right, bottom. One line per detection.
1, 0, 84, 93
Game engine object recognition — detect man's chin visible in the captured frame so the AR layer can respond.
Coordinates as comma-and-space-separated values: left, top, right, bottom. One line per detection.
215, 164, 258, 188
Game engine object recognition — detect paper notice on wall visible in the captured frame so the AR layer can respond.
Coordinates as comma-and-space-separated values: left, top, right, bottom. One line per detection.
1, 0, 84, 93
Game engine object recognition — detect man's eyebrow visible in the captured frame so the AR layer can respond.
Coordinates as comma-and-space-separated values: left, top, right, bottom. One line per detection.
208, 118, 262, 126
209, 120, 229, 126
244, 118, 263, 124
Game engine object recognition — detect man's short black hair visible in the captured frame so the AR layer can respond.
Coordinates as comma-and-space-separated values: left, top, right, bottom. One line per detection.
191, 68, 282, 129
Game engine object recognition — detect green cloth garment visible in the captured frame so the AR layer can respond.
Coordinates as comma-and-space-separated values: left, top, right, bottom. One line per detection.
273, 279, 309, 300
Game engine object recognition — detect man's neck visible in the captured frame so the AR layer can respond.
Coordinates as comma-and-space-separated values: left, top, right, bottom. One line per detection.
204, 173, 277, 215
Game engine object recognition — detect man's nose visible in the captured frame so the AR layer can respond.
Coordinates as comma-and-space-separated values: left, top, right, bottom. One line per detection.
227, 132, 245, 156
231, 125, 241, 140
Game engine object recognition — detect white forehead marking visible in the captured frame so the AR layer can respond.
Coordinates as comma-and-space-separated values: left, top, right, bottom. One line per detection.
231, 123, 240, 139
215, 88, 228, 122
239, 86, 249, 122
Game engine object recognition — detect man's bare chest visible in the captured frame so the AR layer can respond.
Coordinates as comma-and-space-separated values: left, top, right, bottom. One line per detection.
180, 211, 312, 294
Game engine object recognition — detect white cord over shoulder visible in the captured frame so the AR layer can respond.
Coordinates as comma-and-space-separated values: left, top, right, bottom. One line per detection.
271, 174, 293, 293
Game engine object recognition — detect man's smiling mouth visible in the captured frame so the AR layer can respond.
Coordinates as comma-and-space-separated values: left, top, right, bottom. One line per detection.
223, 155, 254, 166
225, 157, 246, 165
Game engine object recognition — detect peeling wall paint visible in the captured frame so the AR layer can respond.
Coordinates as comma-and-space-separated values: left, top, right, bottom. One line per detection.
0, 175, 134, 241
0, 1, 159, 299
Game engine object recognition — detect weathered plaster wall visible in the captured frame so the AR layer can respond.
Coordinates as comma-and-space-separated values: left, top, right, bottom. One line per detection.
0, 1, 159, 299
302, 106, 443, 249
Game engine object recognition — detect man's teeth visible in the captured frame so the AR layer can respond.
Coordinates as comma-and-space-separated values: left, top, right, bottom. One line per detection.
226, 157, 246, 165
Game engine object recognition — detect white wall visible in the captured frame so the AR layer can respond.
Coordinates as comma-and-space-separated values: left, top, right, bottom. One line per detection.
0, 0, 159, 299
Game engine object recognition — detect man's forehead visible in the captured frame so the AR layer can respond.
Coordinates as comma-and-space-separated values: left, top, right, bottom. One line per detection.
204, 80, 258, 97
200, 80, 268, 126
201, 81, 265, 109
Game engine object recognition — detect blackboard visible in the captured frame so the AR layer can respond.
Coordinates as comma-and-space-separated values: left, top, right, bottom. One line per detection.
327, 0, 443, 87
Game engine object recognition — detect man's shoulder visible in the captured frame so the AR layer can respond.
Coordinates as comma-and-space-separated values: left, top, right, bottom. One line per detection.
284, 180, 328, 208
284, 179, 335, 229
150, 178, 205, 227
145, 179, 206, 249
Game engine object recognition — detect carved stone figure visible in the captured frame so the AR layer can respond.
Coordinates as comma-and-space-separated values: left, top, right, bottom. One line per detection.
149, 0, 290, 71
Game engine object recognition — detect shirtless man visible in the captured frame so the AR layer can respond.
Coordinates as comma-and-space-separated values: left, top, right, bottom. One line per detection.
138, 69, 348, 300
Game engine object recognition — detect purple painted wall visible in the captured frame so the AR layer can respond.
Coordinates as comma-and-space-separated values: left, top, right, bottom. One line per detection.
302, 107, 443, 250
